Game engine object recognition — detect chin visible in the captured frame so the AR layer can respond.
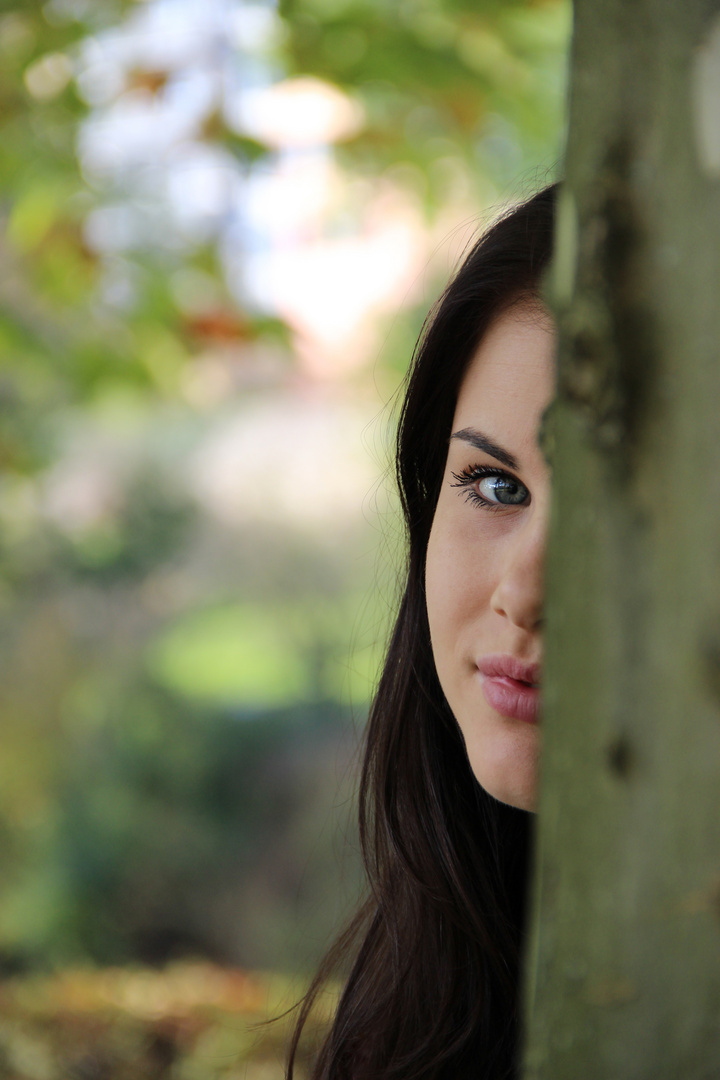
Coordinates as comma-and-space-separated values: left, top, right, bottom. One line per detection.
466, 732, 539, 813
480, 774, 537, 813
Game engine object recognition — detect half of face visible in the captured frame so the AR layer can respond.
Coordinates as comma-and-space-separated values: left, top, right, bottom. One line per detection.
425, 300, 555, 813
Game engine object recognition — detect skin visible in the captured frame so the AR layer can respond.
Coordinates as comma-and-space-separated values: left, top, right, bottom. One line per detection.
425, 300, 555, 812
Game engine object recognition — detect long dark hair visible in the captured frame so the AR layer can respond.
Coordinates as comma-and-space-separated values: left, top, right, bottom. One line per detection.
288, 185, 556, 1080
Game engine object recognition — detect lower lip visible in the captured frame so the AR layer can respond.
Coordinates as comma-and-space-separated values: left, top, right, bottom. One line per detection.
480, 675, 540, 724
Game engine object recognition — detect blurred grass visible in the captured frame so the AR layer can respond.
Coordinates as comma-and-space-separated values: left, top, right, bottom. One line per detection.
0, 963, 329, 1079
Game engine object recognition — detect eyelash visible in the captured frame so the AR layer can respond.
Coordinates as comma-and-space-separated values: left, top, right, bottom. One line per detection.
450, 464, 529, 512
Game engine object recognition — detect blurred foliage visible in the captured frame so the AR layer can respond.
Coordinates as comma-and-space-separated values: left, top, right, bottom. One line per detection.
0, 0, 148, 475
58, 693, 355, 965
0, 963, 329, 1077
147, 593, 387, 707
280, 0, 569, 199
0, 0, 569, 991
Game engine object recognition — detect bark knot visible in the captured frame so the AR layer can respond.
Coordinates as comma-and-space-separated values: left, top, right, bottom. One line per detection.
605, 734, 635, 779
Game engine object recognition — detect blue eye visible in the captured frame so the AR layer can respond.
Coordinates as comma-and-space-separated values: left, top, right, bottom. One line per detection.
477, 475, 527, 505
450, 465, 530, 511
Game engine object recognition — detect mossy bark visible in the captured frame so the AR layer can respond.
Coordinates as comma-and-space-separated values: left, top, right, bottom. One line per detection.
523, 1, 720, 1077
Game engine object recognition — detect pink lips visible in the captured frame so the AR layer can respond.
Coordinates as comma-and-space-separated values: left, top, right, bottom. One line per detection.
477, 654, 541, 725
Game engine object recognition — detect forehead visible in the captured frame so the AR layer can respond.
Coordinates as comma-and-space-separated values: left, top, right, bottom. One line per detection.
452, 302, 556, 441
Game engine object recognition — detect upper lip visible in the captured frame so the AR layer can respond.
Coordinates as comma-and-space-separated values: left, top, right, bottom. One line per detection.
477, 653, 541, 688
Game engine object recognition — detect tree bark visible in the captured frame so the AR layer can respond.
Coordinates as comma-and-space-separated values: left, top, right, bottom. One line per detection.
523, 1, 720, 1077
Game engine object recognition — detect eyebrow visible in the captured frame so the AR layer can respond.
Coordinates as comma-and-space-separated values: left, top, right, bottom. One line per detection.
450, 427, 519, 471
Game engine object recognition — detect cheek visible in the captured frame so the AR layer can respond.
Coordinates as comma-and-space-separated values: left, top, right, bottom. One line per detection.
425, 514, 458, 655
425, 504, 492, 662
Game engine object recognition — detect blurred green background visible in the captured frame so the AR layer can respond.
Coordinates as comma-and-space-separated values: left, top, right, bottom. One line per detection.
0, 0, 569, 1073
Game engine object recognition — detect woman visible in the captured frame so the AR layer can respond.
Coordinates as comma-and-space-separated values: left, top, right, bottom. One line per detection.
289, 184, 556, 1080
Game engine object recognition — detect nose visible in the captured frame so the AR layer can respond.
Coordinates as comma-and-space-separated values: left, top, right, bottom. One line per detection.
489, 505, 546, 632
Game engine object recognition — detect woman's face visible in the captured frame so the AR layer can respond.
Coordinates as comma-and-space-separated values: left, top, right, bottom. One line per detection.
425, 300, 555, 812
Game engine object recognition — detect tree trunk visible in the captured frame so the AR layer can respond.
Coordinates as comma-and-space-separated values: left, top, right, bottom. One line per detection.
523, 1, 720, 1077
